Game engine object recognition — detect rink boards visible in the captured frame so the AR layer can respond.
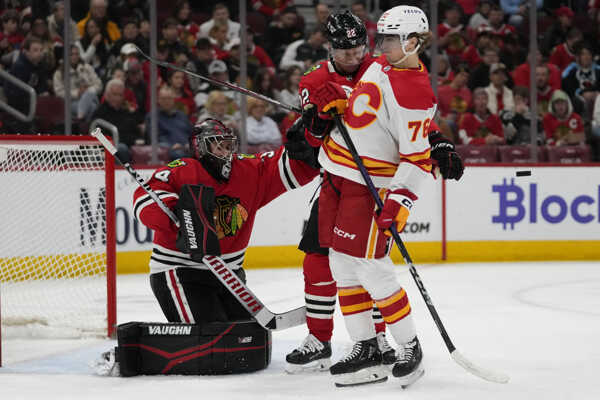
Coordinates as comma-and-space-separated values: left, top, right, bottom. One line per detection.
114, 165, 600, 273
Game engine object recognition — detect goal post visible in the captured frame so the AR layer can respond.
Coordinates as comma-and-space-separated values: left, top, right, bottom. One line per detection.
0, 135, 116, 366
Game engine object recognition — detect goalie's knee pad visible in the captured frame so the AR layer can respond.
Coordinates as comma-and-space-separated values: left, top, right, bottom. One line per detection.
115, 319, 271, 376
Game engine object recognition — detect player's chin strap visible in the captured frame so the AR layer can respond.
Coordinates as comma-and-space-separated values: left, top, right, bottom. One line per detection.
391, 41, 421, 67
91, 127, 306, 331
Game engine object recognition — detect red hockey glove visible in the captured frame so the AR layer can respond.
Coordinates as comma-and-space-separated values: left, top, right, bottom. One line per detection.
312, 81, 348, 115
375, 189, 418, 235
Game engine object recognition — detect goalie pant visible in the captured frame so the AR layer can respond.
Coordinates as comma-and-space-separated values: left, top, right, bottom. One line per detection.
297, 56, 442, 343
133, 147, 318, 324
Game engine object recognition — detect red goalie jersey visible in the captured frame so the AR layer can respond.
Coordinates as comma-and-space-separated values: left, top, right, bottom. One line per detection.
133, 149, 319, 274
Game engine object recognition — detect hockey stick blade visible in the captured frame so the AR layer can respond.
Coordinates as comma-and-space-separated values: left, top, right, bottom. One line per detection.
202, 255, 306, 331
451, 350, 509, 384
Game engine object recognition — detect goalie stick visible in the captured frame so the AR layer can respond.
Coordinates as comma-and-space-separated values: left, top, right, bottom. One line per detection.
91, 128, 306, 331
331, 115, 510, 384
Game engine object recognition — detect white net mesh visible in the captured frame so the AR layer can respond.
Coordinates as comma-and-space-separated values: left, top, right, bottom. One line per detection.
0, 140, 110, 339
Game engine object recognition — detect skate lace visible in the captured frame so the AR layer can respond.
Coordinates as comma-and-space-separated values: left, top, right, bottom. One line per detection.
296, 334, 324, 355
398, 340, 416, 363
341, 342, 363, 362
377, 333, 394, 353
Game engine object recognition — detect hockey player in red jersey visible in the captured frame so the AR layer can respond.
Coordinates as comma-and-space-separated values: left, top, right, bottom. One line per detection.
311, 5, 436, 387
285, 10, 464, 374
133, 118, 319, 324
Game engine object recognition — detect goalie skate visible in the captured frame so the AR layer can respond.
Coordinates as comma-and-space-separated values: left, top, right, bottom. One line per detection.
285, 334, 332, 373
92, 348, 120, 377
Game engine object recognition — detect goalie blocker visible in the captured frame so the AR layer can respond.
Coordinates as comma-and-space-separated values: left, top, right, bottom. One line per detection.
114, 320, 271, 376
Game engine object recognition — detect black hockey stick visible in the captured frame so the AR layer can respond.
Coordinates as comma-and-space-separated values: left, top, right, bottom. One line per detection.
134, 45, 302, 114
330, 115, 509, 384
91, 128, 306, 331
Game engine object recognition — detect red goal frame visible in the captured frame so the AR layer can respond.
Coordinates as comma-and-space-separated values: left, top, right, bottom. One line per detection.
0, 135, 117, 367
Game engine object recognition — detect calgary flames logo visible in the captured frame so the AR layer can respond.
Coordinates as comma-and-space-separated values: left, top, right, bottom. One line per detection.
214, 195, 249, 238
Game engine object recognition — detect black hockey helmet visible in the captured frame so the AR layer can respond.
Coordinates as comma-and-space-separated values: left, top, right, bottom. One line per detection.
189, 118, 238, 180
326, 10, 367, 49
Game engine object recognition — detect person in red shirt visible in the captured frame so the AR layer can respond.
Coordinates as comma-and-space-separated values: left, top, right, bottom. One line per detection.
458, 87, 505, 145
484, 5, 517, 49
462, 25, 493, 68
512, 49, 561, 91
549, 27, 582, 73
251, 0, 294, 19
133, 118, 319, 325
0, 9, 25, 57
437, 64, 472, 123
543, 90, 585, 146
438, 3, 468, 62
535, 64, 556, 117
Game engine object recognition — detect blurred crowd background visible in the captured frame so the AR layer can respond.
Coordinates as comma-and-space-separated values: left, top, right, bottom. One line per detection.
1, 0, 598, 164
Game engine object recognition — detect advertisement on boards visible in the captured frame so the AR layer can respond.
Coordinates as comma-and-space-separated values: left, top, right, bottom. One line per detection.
445, 166, 600, 241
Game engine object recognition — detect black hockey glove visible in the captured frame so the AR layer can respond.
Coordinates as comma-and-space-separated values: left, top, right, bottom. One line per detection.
429, 130, 464, 181
284, 117, 320, 169
301, 104, 333, 140
175, 184, 221, 261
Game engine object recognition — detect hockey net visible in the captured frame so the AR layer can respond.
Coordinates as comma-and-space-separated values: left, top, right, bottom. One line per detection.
0, 135, 116, 363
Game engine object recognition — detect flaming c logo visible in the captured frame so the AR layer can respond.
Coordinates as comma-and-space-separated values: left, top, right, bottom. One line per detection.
214, 195, 249, 238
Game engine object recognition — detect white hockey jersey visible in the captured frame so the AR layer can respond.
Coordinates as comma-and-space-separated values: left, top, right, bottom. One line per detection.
318, 56, 437, 199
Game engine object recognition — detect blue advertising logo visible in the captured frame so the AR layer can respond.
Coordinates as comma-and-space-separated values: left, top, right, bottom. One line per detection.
492, 178, 598, 230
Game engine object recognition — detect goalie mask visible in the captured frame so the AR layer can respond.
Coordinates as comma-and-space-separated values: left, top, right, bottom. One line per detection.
326, 11, 368, 73
375, 6, 429, 62
189, 118, 238, 181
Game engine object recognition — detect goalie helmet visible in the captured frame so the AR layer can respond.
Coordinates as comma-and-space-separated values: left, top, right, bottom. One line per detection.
326, 11, 367, 49
376, 5, 429, 58
189, 118, 238, 181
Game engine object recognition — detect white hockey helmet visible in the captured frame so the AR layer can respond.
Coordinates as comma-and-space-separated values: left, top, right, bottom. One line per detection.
376, 6, 429, 59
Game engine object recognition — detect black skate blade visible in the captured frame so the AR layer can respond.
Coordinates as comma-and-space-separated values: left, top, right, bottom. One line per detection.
400, 369, 424, 389
335, 376, 388, 387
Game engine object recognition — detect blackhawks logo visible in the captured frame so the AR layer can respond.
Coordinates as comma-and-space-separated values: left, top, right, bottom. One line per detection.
214, 195, 249, 238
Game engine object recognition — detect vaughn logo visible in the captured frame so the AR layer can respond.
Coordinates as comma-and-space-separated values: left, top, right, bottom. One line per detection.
182, 209, 198, 249
148, 325, 193, 335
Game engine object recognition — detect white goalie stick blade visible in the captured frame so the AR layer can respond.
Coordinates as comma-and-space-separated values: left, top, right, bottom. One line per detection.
202, 255, 306, 331
450, 350, 510, 384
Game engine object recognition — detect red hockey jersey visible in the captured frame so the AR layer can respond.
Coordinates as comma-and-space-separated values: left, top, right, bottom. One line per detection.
299, 55, 440, 145
133, 148, 319, 274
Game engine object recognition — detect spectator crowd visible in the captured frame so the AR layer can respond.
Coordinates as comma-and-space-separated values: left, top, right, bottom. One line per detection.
0, 0, 599, 162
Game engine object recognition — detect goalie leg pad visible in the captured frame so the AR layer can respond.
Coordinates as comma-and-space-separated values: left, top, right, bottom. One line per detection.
116, 320, 272, 376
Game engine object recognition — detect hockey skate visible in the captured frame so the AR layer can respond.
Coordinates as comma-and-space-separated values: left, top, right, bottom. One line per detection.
285, 334, 332, 373
392, 336, 424, 388
330, 337, 388, 387
91, 348, 120, 377
377, 331, 397, 366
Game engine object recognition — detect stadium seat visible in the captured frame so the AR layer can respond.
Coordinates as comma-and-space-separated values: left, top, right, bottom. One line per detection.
455, 145, 499, 163
130, 145, 170, 165
498, 145, 547, 163
546, 145, 592, 164
35, 96, 65, 134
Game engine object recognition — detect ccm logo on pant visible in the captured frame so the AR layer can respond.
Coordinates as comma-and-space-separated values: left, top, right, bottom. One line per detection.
334, 226, 356, 240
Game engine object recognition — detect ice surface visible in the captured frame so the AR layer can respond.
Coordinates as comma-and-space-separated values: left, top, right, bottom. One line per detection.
1, 261, 599, 399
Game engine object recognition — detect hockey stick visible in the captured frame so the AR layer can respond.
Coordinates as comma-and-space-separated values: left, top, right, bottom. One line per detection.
330, 115, 509, 384
134, 45, 302, 114
91, 128, 306, 331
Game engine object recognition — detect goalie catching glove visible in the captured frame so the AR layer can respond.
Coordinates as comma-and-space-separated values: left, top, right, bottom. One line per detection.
175, 184, 221, 261
374, 189, 418, 235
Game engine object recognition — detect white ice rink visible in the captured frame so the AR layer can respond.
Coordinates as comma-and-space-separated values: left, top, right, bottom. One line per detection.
1, 261, 599, 400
